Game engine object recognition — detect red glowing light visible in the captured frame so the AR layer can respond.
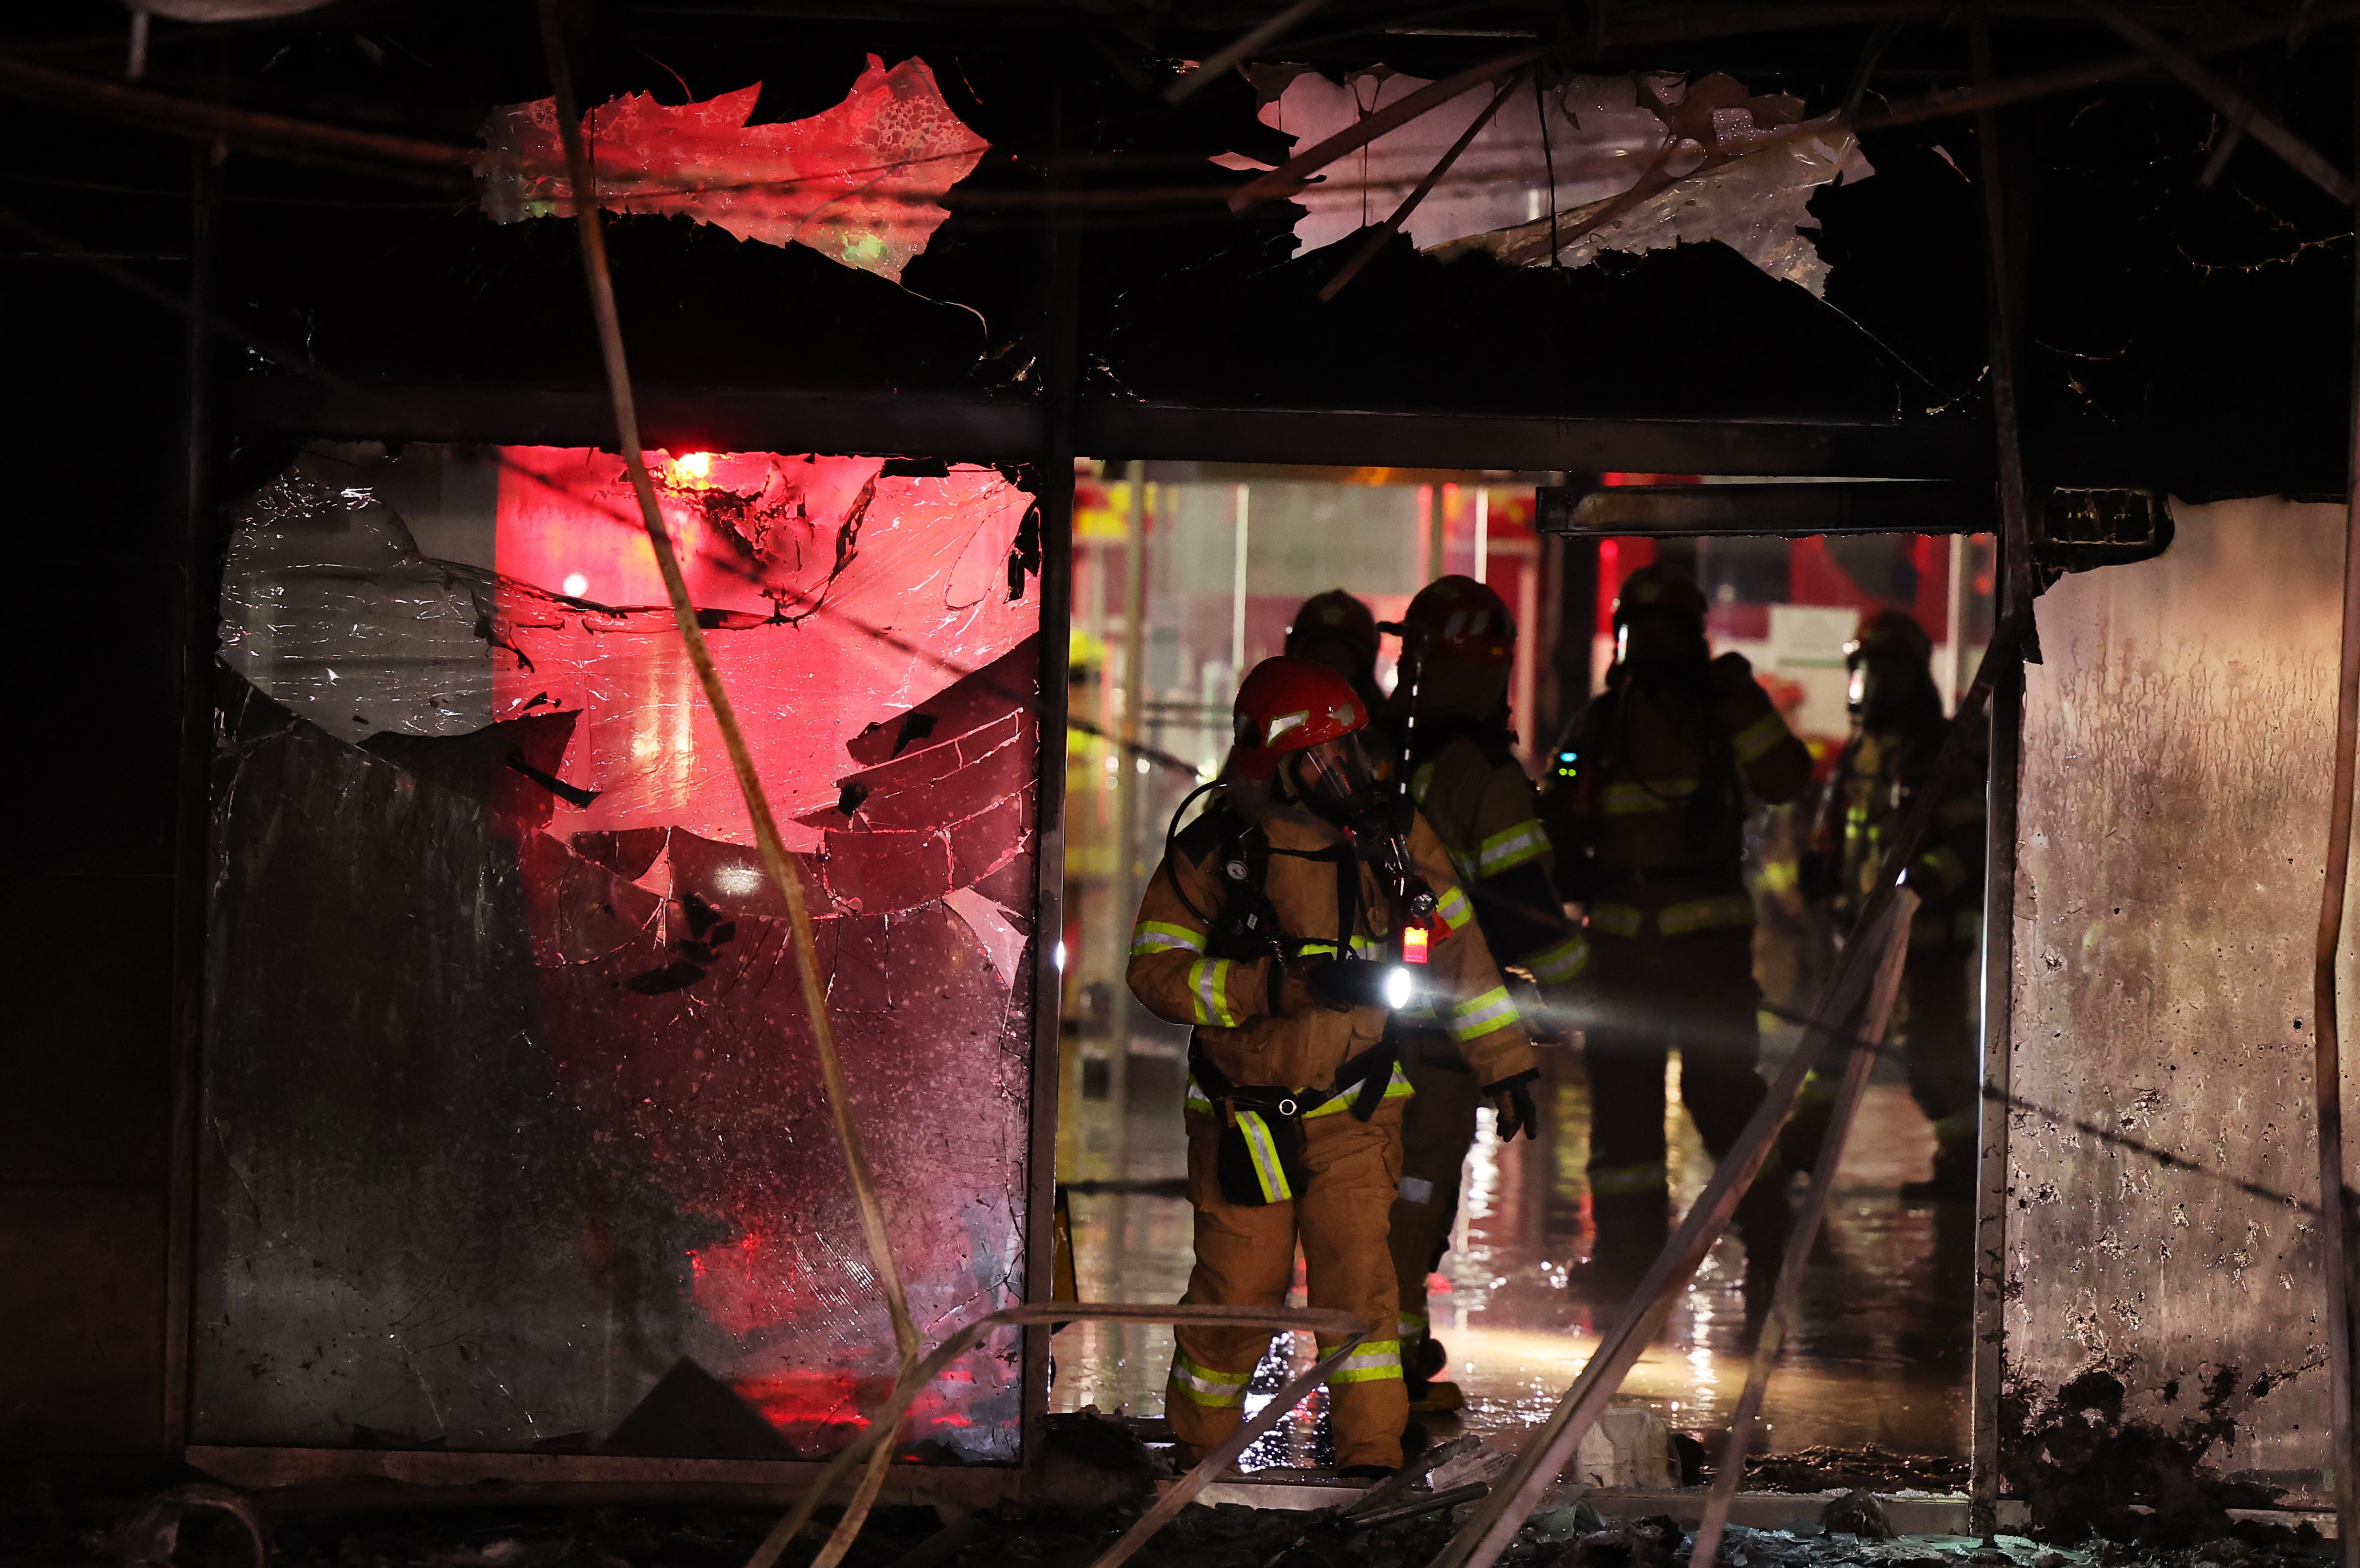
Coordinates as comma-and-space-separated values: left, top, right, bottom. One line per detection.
1402, 924, 1430, 965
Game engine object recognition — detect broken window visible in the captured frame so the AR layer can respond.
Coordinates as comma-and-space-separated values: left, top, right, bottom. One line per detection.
198, 442, 1042, 1459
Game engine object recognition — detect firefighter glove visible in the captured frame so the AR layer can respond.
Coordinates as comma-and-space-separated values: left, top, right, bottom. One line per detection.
1492, 1079, 1539, 1142
1303, 957, 1396, 1012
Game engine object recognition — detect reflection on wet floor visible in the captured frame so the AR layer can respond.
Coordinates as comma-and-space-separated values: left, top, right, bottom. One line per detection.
1052, 1033, 1972, 1469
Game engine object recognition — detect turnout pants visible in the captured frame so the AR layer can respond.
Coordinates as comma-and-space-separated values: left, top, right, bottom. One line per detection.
1903, 945, 1980, 1182
1385, 1047, 1483, 1375
1581, 928, 1788, 1270
1782, 940, 1980, 1183
1168, 1100, 1408, 1471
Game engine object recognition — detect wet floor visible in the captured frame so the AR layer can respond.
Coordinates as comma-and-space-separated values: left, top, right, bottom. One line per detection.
1051, 1028, 1972, 1469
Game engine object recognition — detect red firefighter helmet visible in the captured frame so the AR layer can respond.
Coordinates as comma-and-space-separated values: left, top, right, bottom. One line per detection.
1612, 561, 1708, 624
1230, 656, 1369, 782
1382, 575, 1515, 668
1285, 589, 1379, 661
1845, 607, 1934, 666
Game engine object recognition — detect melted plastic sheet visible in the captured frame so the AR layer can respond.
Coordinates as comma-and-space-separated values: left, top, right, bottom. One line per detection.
477, 57, 989, 283
196, 445, 1041, 1457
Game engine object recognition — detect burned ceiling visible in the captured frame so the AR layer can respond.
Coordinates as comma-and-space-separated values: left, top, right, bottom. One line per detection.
1, 2, 2354, 492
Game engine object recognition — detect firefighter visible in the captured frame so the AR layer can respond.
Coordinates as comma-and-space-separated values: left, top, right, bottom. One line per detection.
1370, 576, 1581, 1409
1287, 588, 1385, 714
1791, 608, 1987, 1201
1544, 562, 1813, 1296
1128, 656, 1538, 1476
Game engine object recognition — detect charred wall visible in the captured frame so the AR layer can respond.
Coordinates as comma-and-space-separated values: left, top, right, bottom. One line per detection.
2005, 499, 2360, 1512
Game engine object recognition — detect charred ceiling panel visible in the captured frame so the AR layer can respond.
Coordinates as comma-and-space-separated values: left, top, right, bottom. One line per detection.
2006, 499, 2360, 1521
195, 448, 1042, 1458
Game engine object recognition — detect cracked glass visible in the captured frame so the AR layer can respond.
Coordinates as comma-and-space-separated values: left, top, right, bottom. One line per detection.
196, 441, 1042, 1459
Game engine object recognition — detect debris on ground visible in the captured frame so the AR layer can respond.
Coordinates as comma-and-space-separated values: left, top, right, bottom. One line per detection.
1819, 1490, 1895, 1541
0, 1458, 2337, 1568
1558, 1512, 1686, 1568
1741, 1448, 1971, 1495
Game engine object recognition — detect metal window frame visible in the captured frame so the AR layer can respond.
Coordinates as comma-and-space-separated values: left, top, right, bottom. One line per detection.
190, 377, 1999, 1496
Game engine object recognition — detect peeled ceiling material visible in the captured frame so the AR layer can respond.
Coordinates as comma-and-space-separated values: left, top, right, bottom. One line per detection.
1241, 66, 1869, 295
477, 55, 989, 283
1435, 111, 1871, 298
1238, 69, 1668, 253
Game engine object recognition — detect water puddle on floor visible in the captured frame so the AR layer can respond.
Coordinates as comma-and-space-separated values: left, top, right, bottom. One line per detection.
1053, 1042, 1971, 1468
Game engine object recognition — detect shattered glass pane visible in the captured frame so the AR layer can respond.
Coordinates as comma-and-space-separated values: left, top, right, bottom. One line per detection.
196, 443, 1042, 1460
477, 56, 989, 283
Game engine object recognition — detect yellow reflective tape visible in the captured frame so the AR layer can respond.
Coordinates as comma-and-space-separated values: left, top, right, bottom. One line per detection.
1168, 1351, 1253, 1407
1411, 761, 1438, 803
1476, 819, 1550, 877
1526, 932, 1590, 983
1188, 957, 1240, 1027
1588, 1160, 1669, 1195
1588, 902, 1643, 939
1602, 779, 1695, 815
1434, 883, 1474, 936
1732, 710, 1791, 764
1798, 1069, 1843, 1105
1305, 1060, 1417, 1119
1756, 859, 1799, 893
1330, 1340, 1404, 1383
1236, 1110, 1292, 1202
1184, 1076, 1214, 1114
1449, 985, 1519, 1042
1130, 920, 1205, 958
1397, 1312, 1428, 1337
1657, 894, 1756, 936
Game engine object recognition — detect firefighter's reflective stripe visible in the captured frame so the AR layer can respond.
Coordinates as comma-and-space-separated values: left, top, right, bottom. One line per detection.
1411, 760, 1438, 803
1589, 902, 1644, 939
1185, 1077, 1215, 1115
1657, 894, 1757, 936
1798, 1068, 1843, 1106
1187, 957, 1241, 1027
1601, 778, 1698, 815
1432, 882, 1475, 937
1294, 935, 1390, 961
1475, 819, 1551, 878
1449, 986, 1519, 1042
1756, 857, 1799, 893
1130, 920, 1205, 958
1931, 1106, 1978, 1145
1588, 1159, 1669, 1195
1526, 931, 1591, 984
1168, 1350, 1252, 1408
1397, 1309, 1428, 1339
1304, 1059, 1416, 1118
1330, 1339, 1405, 1384
1235, 1110, 1293, 1201
1732, 710, 1790, 764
